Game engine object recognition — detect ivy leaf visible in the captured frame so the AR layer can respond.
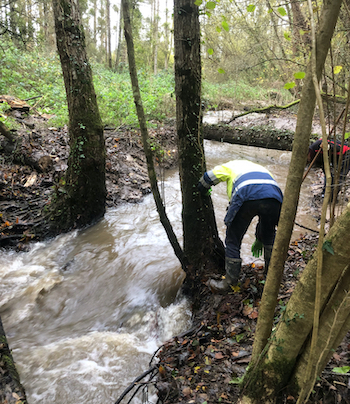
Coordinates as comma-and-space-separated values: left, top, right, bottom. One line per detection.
194, 0, 203, 5
344, 132, 350, 140
206, 1, 216, 9
284, 31, 291, 41
218, 68, 225, 74
332, 366, 350, 374
294, 71, 305, 80
247, 4, 256, 12
334, 65, 343, 74
207, 48, 214, 55
322, 240, 334, 255
278, 6, 287, 16
284, 81, 295, 90
216, 26, 222, 33
222, 21, 229, 31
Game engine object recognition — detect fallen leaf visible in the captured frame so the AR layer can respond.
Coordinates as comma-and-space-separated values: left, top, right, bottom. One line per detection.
158, 365, 166, 375
243, 305, 253, 317
182, 387, 191, 396
215, 352, 224, 359
333, 353, 341, 361
248, 308, 259, 319
230, 285, 241, 292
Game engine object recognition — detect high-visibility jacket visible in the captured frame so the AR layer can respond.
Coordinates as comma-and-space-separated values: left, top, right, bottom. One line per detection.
199, 160, 283, 225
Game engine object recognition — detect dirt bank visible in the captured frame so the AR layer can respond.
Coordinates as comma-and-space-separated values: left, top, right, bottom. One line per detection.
0, 116, 178, 249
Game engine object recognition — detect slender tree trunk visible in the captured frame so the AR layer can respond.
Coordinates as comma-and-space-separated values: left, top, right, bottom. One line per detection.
251, 0, 343, 364
115, 0, 123, 70
153, 0, 159, 74
122, 0, 187, 270
174, 0, 224, 280
240, 1, 344, 402
106, 0, 111, 68
51, 0, 106, 232
93, 0, 97, 45
164, 0, 169, 69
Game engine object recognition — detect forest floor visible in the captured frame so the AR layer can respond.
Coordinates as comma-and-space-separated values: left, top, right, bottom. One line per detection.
1, 106, 350, 404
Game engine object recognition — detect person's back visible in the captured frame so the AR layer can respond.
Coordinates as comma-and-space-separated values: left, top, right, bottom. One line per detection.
198, 159, 283, 293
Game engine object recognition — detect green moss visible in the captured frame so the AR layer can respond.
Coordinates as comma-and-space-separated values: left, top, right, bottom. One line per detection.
242, 357, 299, 402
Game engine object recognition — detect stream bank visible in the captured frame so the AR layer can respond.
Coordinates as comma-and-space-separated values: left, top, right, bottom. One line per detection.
1, 107, 350, 404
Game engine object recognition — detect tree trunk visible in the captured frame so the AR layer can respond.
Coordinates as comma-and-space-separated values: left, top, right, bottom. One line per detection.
164, 0, 169, 69
0, 316, 27, 404
242, 0, 344, 401
51, 0, 106, 232
203, 124, 294, 151
153, 0, 159, 74
174, 0, 224, 281
243, 205, 350, 403
122, 0, 187, 270
115, 0, 123, 71
106, 0, 112, 68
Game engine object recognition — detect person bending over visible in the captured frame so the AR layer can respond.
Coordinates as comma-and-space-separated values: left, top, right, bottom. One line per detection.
198, 160, 283, 292
308, 138, 350, 197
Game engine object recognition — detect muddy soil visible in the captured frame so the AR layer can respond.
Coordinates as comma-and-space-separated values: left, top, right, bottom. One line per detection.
0, 116, 178, 249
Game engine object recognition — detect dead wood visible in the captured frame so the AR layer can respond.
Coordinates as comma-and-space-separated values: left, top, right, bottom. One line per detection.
225, 100, 300, 124
0, 95, 31, 112
0, 121, 16, 143
203, 124, 294, 151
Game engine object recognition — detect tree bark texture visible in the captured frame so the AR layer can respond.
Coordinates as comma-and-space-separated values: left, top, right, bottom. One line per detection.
246, 205, 350, 401
122, 0, 187, 270
0, 316, 27, 404
51, 0, 106, 231
174, 0, 224, 272
203, 124, 294, 151
251, 0, 343, 365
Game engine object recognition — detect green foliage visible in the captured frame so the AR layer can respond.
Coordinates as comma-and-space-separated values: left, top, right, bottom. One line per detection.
202, 78, 292, 109
1, 41, 293, 129
0, 43, 175, 127
322, 240, 335, 255
0, 43, 68, 124
332, 366, 350, 374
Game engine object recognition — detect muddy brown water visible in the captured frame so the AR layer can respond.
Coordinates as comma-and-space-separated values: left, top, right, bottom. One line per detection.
0, 140, 318, 404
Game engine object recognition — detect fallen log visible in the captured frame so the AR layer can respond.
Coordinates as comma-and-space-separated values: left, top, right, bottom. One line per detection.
203, 124, 294, 151
0, 317, 27, 404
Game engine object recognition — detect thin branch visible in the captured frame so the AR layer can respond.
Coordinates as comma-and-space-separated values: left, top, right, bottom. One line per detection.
114, 366, 158, 404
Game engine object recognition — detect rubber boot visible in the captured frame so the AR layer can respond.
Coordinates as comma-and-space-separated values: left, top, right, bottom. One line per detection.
263, 245, 273, 273
208, 258, 242, 293
225, 257, 242, 284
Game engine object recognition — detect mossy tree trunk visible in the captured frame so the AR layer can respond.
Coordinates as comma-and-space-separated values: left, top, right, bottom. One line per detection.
242, 205, 350, 403
50, 0, 106, 232
241, 0, 344, 402
174, 0, 225, 288
0, 316, 27, 404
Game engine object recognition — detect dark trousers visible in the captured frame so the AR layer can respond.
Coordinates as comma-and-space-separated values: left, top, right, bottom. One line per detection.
323, 151, 350, 196
225, 198, 282, 259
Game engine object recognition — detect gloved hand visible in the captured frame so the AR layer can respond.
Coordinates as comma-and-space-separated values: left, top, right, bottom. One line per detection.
251, 239, 263, 258
197, 181, 211, 196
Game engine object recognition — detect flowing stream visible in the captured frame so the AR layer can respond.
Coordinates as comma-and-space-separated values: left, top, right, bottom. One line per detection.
0, 140, 318, 404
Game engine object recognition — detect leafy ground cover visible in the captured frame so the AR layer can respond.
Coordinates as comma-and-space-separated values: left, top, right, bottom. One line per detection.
0, 45, 290, 130
1, 104, 350, 404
